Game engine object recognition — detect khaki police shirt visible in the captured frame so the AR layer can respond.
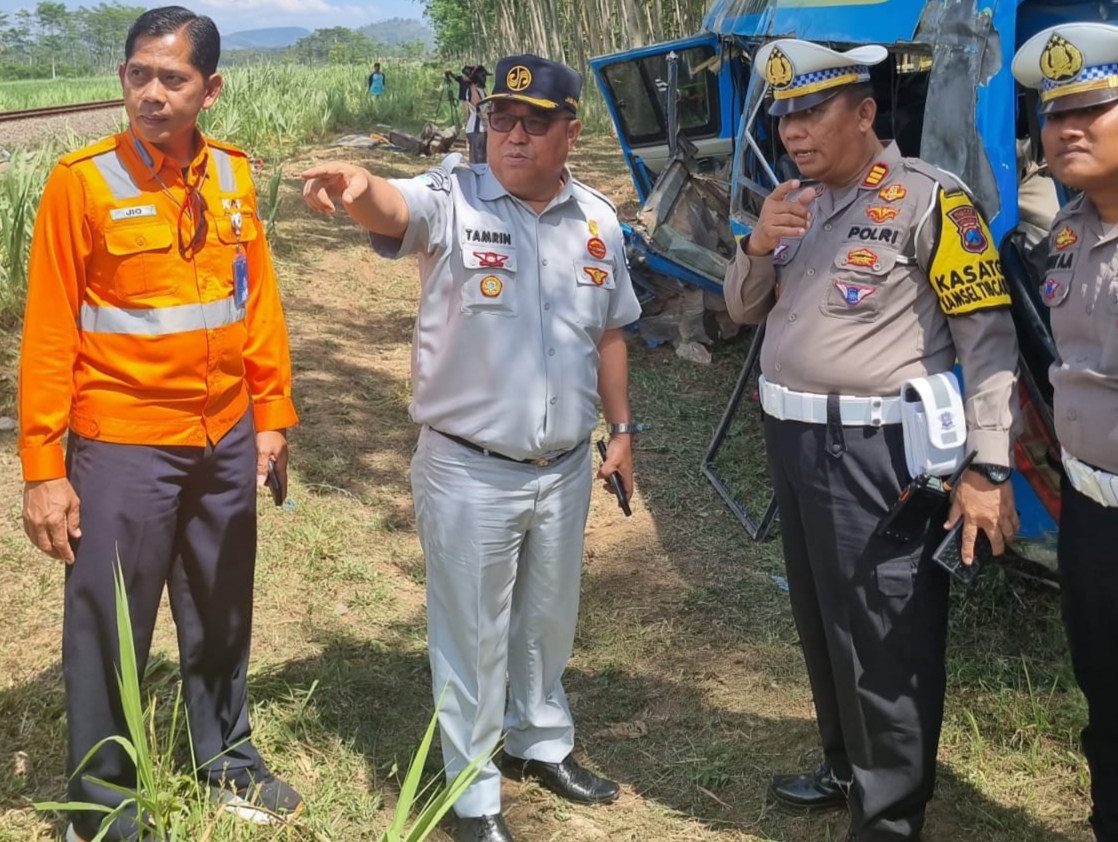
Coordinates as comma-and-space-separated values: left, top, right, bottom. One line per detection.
373, 156, 642, 461
724, 142, 1018, 466
1040, 195, 1118, 474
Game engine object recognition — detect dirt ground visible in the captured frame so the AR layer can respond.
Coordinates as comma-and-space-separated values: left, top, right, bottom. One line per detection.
0, 134, 1094, 842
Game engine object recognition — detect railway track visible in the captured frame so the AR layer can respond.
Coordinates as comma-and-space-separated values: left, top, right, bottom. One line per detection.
0, 99, 125, 123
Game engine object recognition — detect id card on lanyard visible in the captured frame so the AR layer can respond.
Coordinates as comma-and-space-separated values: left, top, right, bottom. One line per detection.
231, 211, 249, 307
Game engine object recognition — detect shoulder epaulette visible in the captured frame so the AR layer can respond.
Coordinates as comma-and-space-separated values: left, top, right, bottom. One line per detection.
901, 157, 973, 196
58, 134, 119, 167
205, 136, 250, 158
572, 178, 617, 213
1050, 193, 1087, 227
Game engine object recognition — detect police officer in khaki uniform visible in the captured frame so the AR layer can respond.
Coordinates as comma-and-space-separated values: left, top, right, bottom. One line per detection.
724, 40, 1020, 841
1014, 24, 1118, 842
302, 55, 641, 842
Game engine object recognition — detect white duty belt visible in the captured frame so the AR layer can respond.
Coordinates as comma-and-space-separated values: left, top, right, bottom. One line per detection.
758, 375, 902, 427
1062, 449, 1118, 508
899, 372, 967, 478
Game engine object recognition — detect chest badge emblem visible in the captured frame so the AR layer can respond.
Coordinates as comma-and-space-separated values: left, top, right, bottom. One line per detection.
480, 276, 503, 297
583, 266, 609, 286
866, 206, 900, 224
587, 237, 608, 259
834, 281, 876, 306
1054, 226, 1078, 251
878, 184, 907, 203
846, 247, 878, 268
474, 251, 510, 268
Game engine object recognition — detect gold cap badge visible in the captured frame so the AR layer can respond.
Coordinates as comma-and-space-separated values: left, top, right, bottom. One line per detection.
765, 47, 794, 89
1040, 33, 1084, 82
507, 65, 532, 91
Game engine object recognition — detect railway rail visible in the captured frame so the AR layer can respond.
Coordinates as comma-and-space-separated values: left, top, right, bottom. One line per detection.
0, 99, 125, 123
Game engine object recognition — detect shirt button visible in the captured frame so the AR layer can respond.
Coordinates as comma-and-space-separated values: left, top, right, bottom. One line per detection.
136, 235, 147, 246
788, 313, 797, 322
550, 397, 557, 405
1067, 409, 1078, 421
774, 363, 782, 372
548, 348, 556, 356
542, 259, 549, 266
824, 224, 832, 232
544, 303, 551, 310
807, 268, 816, 277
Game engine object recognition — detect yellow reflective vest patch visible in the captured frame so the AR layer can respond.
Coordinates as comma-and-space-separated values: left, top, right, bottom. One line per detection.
928, 189, 1011, 316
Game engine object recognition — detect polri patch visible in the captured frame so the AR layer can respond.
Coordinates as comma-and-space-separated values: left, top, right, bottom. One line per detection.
861, 163, 888, 188
866, 206, 899, 223
946, 202, 988, 254
834, 281, 876, 306
846, 247, 878, 269
878, 184, 906, 202
1054, 225, 1078, 251
473, 250, 511, 269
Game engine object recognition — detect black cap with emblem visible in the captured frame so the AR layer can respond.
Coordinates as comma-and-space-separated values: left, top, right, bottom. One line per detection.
479, 54, 583, 115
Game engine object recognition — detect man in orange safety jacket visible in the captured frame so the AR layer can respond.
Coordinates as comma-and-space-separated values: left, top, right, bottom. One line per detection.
17, 7, 301, 840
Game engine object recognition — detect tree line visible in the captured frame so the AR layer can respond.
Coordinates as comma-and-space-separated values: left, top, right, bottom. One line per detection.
0, 2, 146, 79
422, 0, 711, 71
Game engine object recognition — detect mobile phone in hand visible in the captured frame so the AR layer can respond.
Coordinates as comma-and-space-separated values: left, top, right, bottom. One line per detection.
931, 519, 994, 585
596, 440, 632, 517
265, 458, 285, 507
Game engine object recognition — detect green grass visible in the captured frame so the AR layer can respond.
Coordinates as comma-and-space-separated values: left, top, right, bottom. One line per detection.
0, 77, 121, 111
0, 131, 1096, 842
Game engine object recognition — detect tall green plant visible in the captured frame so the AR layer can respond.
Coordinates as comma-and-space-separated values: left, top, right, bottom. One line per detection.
36, 561, 488, 841
0, 145, 54, 324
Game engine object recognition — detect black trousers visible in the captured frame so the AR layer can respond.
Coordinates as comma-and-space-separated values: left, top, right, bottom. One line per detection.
63, 411, 265, 840
764, 415, 950, 842
1058, 482, 1118, 842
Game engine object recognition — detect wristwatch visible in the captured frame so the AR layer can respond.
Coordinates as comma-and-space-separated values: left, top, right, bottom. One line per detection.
968, 463, 1013, 485
608, 422, 643, 435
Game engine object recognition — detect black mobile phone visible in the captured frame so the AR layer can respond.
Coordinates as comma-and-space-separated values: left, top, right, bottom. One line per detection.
931, 519, 995, 585
265, 458, 284, 507
596, 440, 632, 517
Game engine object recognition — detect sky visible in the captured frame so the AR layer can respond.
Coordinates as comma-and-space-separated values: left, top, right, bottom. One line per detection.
0, 0, 427, 33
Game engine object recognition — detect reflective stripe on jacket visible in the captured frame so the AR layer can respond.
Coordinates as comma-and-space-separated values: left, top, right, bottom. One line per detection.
18, 129, 298, 481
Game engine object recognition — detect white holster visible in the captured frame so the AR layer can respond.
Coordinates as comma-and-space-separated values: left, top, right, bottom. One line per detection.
900, 372, 967, 477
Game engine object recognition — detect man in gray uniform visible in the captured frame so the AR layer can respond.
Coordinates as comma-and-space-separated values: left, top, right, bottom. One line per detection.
302, 54, 641, 842
724, 39, 1019, 841
1014, 23, 1118, 842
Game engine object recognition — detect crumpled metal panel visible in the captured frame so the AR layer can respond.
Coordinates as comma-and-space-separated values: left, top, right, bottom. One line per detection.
704, 0, 927, 43
913, 0, 1002, 218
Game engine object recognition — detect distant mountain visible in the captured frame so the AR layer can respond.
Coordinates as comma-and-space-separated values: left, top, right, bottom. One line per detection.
359, 18, 435, 48
223, 27, 310, 50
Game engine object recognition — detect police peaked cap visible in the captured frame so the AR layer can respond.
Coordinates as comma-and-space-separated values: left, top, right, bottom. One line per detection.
1013, 22, 1118, 114
753, 39, 888, 116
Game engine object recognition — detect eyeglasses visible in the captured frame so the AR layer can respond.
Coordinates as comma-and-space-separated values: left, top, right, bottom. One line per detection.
487, 110, 573, 136
178, 185, 209, 259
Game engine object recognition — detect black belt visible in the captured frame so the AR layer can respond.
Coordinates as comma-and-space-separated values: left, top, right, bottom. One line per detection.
432, 429, 583, 468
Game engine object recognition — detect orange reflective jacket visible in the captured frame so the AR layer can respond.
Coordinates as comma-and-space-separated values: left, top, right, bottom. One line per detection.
18, 129, 298, 482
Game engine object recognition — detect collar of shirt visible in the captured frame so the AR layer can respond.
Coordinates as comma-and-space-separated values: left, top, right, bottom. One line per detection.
1078, 198, 1118, 248
477, 164, 576, 213
818, 140, 903, 220
121, 126, 211, 188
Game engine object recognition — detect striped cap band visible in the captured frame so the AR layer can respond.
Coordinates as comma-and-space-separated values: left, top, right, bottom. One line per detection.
1041, 61, 1118, 101
773, 65, 871, 100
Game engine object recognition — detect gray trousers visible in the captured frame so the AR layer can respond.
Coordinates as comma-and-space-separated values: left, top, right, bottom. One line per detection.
64, 411, 264, 840
411, 427, 592, 817
764, 415, 950, 842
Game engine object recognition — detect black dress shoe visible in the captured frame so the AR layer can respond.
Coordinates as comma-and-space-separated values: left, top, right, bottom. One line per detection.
453, 813, 514, 842
497, 751, 620, 804
768, 760, 849, 812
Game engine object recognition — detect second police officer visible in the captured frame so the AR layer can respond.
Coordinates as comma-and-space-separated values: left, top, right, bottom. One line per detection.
1013, 22, 1118, 842
724, 40, 1020, 841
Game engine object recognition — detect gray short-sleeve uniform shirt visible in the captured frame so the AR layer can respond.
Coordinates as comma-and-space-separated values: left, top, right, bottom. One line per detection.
1041, 195, 1118, 474
373, 157, 642, 461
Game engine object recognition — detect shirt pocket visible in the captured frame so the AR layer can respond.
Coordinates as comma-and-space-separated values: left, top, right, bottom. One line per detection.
821, 247, 898, 322
461, 271, 517, 316
571, 259, 615, 327
103, 220, 175, 297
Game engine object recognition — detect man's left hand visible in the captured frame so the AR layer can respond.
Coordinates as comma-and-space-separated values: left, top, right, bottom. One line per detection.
944, 471, 1019, 564
598, 435, 633, 500
256, 430, 289, 497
